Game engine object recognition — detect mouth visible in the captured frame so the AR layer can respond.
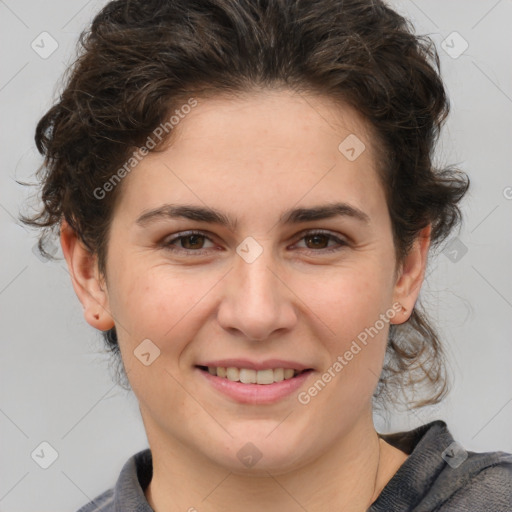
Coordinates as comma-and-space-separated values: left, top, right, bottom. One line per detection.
194, 364, 315, 404
195, 365, 314, 385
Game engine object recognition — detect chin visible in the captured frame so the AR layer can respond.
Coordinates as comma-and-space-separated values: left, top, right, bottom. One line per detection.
203, 434, 314, 476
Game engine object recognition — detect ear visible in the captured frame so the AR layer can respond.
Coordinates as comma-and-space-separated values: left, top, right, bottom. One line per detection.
391, 224, 431, 325
60, 219, 115, 331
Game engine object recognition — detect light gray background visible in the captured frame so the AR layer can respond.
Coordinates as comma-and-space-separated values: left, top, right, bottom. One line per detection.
1, 1, 511, 511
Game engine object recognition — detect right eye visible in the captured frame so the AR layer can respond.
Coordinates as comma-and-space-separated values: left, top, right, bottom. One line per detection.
161, 230, 218, 256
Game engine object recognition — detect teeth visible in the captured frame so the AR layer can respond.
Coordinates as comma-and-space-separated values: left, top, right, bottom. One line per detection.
226, 367, 239, 381
205, 366, 303, 384
283, 368, 295, 379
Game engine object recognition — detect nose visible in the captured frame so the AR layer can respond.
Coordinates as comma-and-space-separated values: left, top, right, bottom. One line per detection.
216, 245, 298, 341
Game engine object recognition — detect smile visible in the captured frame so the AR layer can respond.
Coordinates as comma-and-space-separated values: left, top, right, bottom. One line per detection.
195, 365, 315, 404
197, 365, 310, 384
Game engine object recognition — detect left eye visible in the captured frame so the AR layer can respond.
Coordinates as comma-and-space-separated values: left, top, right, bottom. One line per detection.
294, 231, 347, 252
162, 230, 347, 255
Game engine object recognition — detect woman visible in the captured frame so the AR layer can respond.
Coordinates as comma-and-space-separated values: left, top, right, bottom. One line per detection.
21, 0, 512, 510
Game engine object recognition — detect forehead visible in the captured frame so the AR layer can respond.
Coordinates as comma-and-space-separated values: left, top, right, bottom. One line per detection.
113, 89, 386, 227
169, 88, 372, 158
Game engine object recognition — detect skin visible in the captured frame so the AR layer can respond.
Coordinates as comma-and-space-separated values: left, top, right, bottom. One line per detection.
61, 89, 430, 512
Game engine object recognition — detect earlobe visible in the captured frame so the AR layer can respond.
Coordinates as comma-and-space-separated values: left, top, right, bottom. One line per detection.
59, 219, 115, 331
391, 224, 431, 325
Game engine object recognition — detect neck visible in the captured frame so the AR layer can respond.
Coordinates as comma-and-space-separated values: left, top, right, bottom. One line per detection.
143, 411, 403, 512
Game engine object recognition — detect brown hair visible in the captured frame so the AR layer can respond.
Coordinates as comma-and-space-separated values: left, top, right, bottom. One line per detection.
20, 0, 469, 409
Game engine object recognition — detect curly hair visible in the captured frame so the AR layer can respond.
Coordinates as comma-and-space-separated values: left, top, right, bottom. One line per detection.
20, 0, 469, 409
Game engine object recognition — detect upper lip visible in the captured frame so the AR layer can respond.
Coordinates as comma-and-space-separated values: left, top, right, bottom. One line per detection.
196, 359, 313, 371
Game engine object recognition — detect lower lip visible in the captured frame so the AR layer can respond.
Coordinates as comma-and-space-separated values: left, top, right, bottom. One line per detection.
195, 367, 314, 405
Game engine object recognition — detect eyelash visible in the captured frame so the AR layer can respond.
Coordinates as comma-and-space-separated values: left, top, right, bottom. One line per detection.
161, 229, 349, 256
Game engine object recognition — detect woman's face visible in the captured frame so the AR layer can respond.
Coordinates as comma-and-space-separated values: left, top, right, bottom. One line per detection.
67, 89, 427, 474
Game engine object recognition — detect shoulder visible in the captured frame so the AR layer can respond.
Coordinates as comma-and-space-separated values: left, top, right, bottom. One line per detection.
75, 488, 115, 512
370, 420, 512, 512
431, 450, 512, 511
74, 448, 153, 512
409, 422, 512, 511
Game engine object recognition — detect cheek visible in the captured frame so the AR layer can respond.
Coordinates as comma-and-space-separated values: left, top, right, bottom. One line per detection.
296, 263, 393, 333
298, 270, 393, 408
108, 264, 221, 363
293, 262, 394, 388
108, 267, 199, 409
109, 260, 180, 330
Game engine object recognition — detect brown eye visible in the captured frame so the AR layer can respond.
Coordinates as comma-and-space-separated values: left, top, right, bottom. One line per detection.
304, 233, 330, 249
162, 230, 216, 255
179, 234, 206, 250
294, 230, 348, 254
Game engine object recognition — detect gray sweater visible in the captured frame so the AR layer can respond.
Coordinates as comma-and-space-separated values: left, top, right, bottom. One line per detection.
76, 420, 512, 511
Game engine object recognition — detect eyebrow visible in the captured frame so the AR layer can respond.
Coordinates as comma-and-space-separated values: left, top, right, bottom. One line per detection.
135, 202, 370, 230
